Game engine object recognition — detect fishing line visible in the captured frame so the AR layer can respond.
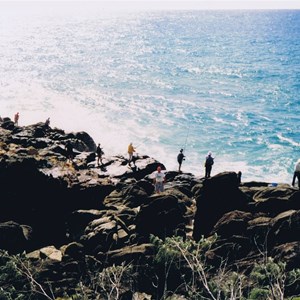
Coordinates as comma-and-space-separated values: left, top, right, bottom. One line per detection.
135, 137, 150, 148
183, 125, 191, 152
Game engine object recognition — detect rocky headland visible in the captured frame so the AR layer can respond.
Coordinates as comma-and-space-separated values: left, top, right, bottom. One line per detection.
1, 118, 300, 299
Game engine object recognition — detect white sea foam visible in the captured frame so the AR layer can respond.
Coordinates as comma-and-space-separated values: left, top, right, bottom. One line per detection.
0, 5, 299, 185
277, 134, 300, 147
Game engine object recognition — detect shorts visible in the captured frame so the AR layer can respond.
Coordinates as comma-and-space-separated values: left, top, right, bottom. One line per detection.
155, 182, 164, 193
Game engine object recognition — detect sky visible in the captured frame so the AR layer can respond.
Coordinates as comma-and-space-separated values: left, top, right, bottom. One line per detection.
0, 1, 299, 10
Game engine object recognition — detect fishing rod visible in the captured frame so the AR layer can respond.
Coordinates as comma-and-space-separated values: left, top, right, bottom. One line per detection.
135, 137, 150, 149
182, 125, 191, 153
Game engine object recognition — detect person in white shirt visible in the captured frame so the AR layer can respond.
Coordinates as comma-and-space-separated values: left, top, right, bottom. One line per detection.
292, 159, 300, 188
154, 166, 165, 193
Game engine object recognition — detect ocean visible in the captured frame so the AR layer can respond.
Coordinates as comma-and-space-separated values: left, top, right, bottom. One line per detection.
0, 2, 299, 183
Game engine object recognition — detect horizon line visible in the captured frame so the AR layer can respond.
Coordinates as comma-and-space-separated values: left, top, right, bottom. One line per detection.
0, 1, 300, 10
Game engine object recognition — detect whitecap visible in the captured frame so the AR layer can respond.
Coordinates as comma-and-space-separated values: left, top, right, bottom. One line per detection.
277, 134, 300, 147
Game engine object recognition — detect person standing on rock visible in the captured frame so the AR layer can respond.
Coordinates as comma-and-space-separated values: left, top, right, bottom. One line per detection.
14, 112, 19, 126
154, 166, 165, 193
65, 141, 74, 162
127, 142, 136, 165
204, 151, 214, 178
177, 149, 185, 173
45, 117, 50, 127
292, 159, 300, 188
96, 143, 104, 166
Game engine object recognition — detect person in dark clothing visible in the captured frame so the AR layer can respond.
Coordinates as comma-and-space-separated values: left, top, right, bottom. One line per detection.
45, 117, 50, 127
177, 149, 185, 173
65, 142, 74, 162
96, 143, 104, 166
237, 171, 242, 185
205, 151, 214, 178
292, 159, 300, 189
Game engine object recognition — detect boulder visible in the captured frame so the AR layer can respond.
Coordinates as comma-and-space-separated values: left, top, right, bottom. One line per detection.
66, 209, 104, 240
74, 131, 97, 152
0, 221, 32, 253
247, 215, 272, 246
135, 194, 187, 240
193, 172, 249, 240
269, 210, 300, 246
211, 210, 252, 238
252, 186, 298, 215
40, 245, 62, 261
272, 241, 300, 270
81, 214, 132, 254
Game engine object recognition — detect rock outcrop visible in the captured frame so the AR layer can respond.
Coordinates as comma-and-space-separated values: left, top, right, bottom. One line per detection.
1, 120, 300, 298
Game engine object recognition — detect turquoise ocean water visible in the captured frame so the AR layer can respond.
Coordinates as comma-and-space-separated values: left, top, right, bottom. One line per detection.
0, 2, 299, 182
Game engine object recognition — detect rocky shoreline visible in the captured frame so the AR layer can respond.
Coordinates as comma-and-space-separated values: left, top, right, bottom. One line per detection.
1, 119, 300, 299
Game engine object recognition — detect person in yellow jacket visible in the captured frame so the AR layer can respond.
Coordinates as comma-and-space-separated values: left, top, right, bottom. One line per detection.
128, 142, 136, 165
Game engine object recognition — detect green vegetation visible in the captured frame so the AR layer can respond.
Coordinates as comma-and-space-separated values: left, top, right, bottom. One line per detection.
150, 235, 300, 300
0, 250, 35, 300
1, 236, 300, 300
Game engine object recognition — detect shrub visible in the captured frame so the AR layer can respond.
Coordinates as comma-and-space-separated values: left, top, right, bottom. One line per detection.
0, 250, 30, 300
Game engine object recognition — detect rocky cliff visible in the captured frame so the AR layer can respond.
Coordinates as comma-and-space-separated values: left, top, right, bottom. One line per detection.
1, 119, 300, 299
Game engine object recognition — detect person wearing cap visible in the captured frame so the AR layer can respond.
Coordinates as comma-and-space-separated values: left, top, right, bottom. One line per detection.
177, 149, 185, 173
292, 159, 300, 188
154, 166, 165, 193
204, 151, 214, 178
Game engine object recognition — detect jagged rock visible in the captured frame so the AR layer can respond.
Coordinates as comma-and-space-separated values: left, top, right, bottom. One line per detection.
272, 241, 300, 269
103, 243, 155, 265
211, 210, 252, 238
193, 172, 249, 240
121, 184, 149, 208
135, 193, 187, 240
252, 186, 299, 215
253, 185, 294, 203
40, 246, 63, 261
269, 210, 300, 246
0, 221, 32, 253
1, 119, 15, 130
104, 182, 150, 208
81, 214, 131, 254
74, 131, 97, 152
2, 122, 300, 298
26, 245, 62, 261
60, 242, 85, 261
206, 235, 252, 264
66, 209, 104, 240
247, 215, 272, 246
26, 253, 83, 297
136, 179, 155, 195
